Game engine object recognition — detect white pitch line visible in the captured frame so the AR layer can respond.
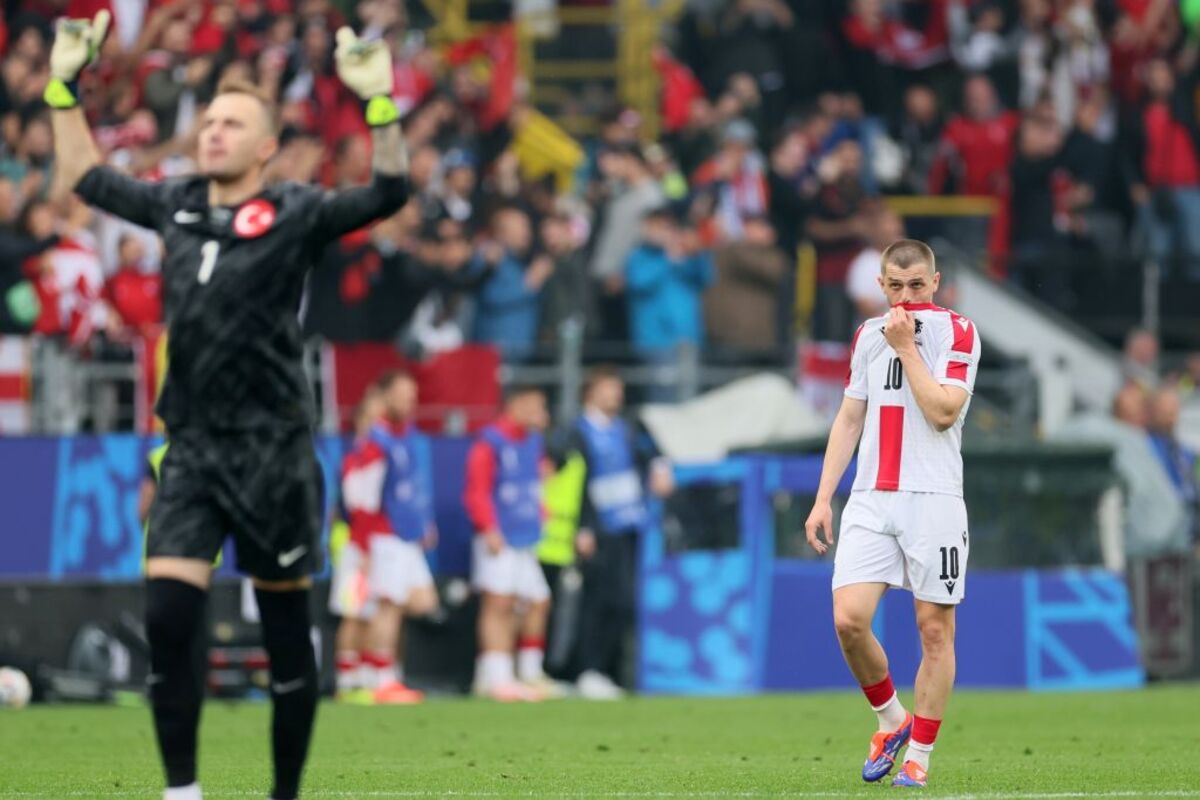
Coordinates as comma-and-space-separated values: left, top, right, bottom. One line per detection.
1, 791, 1199, 799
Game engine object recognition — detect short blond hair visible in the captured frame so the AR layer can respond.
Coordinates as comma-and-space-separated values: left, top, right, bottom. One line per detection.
880, 238, 936, 275
214, 77, 279, 134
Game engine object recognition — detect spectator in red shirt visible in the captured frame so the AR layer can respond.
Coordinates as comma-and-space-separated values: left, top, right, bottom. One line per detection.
1129, 57, 1200, 279
929, 74, 1019, 198
929, 74, 1019, 264
22, 195, 106, 345
105, 234, 162, 335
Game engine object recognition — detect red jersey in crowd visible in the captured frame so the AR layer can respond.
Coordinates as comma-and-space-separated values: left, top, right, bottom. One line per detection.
928, 111, 1019, 196
1141, 103, 1200, 188
105, 266, 162, 331
841, 0, 950, 69
24, 237, 106, 345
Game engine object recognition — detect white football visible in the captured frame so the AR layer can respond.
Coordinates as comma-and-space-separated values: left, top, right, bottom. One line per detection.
0, 666, 32, 709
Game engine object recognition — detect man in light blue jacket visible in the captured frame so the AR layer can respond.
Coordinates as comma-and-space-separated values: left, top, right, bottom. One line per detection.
624, 207, 715, 377
471, 205, 554, 361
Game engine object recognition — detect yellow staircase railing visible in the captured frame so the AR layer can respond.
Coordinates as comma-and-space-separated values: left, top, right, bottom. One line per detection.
516, 0, 684, 140
417, 0, 685, 140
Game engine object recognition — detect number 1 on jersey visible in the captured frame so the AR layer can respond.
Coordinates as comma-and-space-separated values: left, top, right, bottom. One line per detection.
198, 240, 220, 284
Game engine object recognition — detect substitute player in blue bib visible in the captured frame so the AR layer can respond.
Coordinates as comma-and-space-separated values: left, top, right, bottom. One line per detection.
464, 385, 558, 701
361, 371, 438, 704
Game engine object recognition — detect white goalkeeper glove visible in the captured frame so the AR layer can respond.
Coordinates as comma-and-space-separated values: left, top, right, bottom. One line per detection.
334, 27, 399, 128
44, 10, 110, 109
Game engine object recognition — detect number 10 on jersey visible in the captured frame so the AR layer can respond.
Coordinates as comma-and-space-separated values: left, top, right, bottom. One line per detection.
883, 357, 903, 390
198, 240, 220, 284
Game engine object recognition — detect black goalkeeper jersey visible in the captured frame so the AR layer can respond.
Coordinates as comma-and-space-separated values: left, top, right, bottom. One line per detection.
76, 165, 409, 432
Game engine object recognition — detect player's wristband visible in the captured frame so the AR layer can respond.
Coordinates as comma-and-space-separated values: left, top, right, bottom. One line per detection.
44, 77, 81, 110
364, 95, 399, 128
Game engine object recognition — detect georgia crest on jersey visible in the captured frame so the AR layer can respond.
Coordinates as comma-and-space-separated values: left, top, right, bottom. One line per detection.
844, 303, 981, 496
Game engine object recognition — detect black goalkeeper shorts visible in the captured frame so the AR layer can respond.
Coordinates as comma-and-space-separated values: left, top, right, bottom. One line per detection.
146, 427, 324, 581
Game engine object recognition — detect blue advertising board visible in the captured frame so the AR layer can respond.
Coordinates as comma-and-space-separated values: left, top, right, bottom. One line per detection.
0, 438, 1143, 692
0, 435, 476, 580
639, 455, 1144, 693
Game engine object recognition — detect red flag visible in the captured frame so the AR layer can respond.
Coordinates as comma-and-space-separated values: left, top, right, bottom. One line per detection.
654, 48, 705, 134
444, 24, 517, 133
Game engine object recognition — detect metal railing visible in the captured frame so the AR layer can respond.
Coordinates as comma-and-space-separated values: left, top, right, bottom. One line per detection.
29, 338, 145, 435
16, 321, 1040, 439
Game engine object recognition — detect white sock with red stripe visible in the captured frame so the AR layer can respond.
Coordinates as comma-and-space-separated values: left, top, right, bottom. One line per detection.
362, 650, 396, 689
904, 715, 941, 769
861, 674, 908, 732
335, 651, 361, 692
905, 740, 933, 770
516, 637, 545, 682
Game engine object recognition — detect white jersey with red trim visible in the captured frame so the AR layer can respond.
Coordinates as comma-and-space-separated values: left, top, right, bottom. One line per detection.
844, 302, 981, 496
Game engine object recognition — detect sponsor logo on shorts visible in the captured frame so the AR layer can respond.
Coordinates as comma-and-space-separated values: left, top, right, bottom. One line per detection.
271, 678, 307, 695
944, 580, 957, 595
277, 545, 308, 568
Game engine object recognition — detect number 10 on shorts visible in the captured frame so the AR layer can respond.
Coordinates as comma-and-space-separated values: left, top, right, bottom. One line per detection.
939, 546, 960, 581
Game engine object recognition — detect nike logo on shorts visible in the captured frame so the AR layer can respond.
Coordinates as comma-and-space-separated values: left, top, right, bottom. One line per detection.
277, 546, 308, 568
271, 678, 307, 695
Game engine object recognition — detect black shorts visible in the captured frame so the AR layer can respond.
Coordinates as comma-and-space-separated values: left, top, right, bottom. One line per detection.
147, 427, 324, 581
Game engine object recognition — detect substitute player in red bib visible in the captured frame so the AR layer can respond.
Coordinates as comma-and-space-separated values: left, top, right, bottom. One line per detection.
804, 239, 981, 789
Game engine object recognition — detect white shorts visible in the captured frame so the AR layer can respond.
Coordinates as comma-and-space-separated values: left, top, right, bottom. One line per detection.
471, 538, 550, 602
833, 490, 969, 605
367, 535, 435, 606
329, 541, 377, 619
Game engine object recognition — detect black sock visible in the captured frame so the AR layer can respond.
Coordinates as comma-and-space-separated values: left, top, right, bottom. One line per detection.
256, 587, 318, 800
146, 578, 209, 788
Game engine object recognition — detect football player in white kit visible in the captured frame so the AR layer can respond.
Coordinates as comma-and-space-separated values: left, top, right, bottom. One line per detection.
805, 239, 980, 789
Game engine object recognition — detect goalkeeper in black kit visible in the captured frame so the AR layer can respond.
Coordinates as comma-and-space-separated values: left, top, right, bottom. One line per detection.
44, 12, 411, 800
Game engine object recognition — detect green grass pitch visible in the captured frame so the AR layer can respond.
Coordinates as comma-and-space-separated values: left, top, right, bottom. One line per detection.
2, 686, 1199, 798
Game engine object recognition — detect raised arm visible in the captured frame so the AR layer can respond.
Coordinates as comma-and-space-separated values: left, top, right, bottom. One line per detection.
43, 11, 166, 227
48, 108, 100, 196
311, 28, 412, 241
369, 117, 409, 178
44, 11, 110, 194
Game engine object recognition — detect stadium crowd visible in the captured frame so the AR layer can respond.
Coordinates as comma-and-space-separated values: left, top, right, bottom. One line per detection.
5, 0, 1200, 366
